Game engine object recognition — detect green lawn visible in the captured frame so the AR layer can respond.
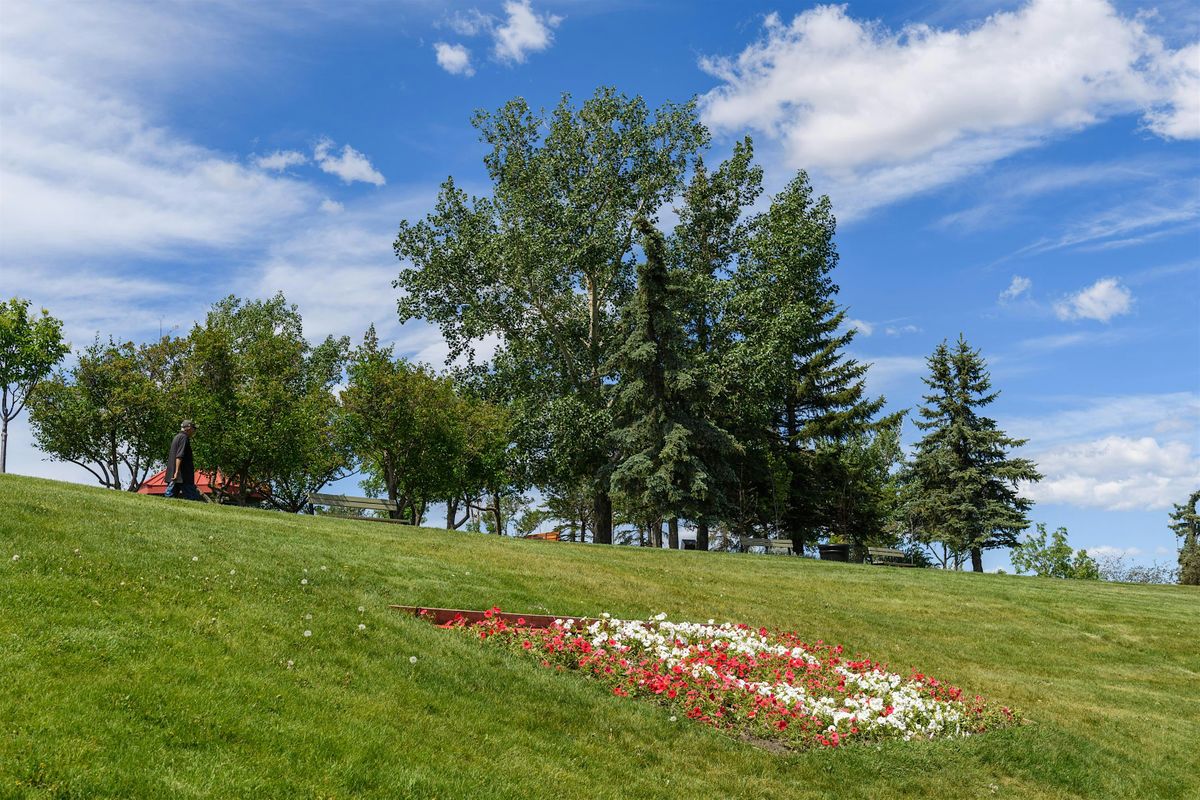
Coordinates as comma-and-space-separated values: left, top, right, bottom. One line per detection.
1, 474, 1196, 799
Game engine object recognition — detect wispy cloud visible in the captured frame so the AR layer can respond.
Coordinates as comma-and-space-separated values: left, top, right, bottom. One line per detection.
254, 150, 309, 171
1000, 275, 1032, 302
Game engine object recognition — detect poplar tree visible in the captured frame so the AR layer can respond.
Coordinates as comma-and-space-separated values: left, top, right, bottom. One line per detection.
394, 87, 707, 544
904, 336, 1042, 572
609, 217, 737, 531
0, 298, 69, 473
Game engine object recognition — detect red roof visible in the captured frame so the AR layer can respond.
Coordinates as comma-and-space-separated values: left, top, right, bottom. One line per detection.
138, 469, 270, 501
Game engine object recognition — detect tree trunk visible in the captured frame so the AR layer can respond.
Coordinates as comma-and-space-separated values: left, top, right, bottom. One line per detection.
491, 491, 503, 535
668, 517, 679, 549
0, 414, 7, 474
970, 546, 984, 573
650, 519, 663, 549
593, 490, 613, 544
446, 497, 458, 529
696, 519, 710, 551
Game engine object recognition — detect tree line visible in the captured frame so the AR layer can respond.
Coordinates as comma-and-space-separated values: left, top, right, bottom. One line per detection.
3, 86, 1195, 580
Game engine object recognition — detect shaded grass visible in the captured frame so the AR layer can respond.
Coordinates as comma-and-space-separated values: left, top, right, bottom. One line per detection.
1, 474, 1197, 799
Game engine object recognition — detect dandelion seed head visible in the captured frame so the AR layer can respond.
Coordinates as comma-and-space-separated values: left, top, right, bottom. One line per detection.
303, 630, 312, 637
358, 623, 366, 631
409, 656, 418, 664
301, 578, 308, 585
305, 614, 312, 620
191, 556, 199, 562
11, 554, 20, 562
358, 606, 365, 613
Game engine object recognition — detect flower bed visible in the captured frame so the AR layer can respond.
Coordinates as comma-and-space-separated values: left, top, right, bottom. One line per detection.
430, 608, 1019, 750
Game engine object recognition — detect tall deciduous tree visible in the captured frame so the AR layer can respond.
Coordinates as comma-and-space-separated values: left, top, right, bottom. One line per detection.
340, 326, 465, 522
0, 298, 69, 473
185, 294, 348, 505
1011, 524, 1100, 580
28, 336, 186, 490
609, 216, 737, 531
903, 336, 1042, 572
1169, 490, 1200, 585
395, 87, 707, 544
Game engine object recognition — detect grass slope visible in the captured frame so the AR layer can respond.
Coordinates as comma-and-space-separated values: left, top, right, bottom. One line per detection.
1, 474, 1197, 799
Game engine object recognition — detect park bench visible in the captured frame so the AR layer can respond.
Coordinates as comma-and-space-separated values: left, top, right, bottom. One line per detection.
866, 546, 914, 566
307, 493, 412, 524
523, 531, 561, 541
740, 537, 795, 555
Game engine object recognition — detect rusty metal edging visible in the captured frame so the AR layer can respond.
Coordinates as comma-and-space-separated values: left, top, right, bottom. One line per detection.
390, 605, 598, 629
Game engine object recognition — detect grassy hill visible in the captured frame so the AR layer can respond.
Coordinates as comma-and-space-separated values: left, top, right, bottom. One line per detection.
1, 474, 1196, 799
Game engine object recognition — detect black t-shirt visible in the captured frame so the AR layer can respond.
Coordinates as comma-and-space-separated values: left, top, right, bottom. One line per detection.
166, 432, 194, 484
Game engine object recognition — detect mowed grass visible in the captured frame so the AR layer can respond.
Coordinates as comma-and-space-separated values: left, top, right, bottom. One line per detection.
1, 475, 1196, 800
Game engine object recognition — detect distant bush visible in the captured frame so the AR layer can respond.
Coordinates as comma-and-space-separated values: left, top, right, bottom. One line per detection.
1095, 555, 1179, 585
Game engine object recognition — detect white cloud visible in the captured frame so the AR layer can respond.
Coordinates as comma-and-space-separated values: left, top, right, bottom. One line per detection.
1090, 545, 1143, 559
846, 318, 874, 336
493, 0, 561, 64
444, 9, 494, 37
699, 0, 1200, 216
1143, 42, 1200, 139
1005, 392, 1200, 448
1054, 277, 1133, 322
254, 150, 308, 171
434, 42, 475, 76
1025, 435, 1199, 511
0, 1, 319, 259
319, 198, 344, 214
1000, 275, 1032, 302
313, 138, 386, 186
884, 324, 921, 336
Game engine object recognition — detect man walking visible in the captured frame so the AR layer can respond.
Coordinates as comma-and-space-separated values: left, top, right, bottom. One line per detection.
165, 420, 202, 501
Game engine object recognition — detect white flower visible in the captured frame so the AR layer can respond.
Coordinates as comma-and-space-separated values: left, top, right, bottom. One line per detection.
304, 614, 312, 620
409, 656, 418, 664
357, 606, 365, 613
229, 569, 236, 575
669, 715, 677, 722
73, 548, 80, 555
358, 623, 366, 631
286, 659, 295, 669
300, 578, 308, 585
10, 554, 19, 562
191, 556, 199, 562
653, 612, 668, 621
303, 630, 312, 637
320, 566, 327, 571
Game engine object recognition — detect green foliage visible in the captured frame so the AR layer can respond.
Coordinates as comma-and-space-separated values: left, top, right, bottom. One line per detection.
725, 173, 893, 548
395, 87, 708, 543
184, 293, 348, 506
28, 336, 187, 490
1011, 524, 1100, 580
0, 297, 69, 472
902, 336, 1042, 572
1168, 490, 1200, 585
609, 217, 737, 526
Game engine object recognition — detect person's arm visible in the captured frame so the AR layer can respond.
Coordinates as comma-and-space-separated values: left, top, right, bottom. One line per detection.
173, 455, 183, 484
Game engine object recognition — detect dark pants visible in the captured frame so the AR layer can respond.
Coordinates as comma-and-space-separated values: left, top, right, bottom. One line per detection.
165, 481, 203, 501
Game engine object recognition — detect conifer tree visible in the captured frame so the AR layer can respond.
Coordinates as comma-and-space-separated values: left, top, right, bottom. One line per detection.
1168, 490, 1200, 585
904, 336, 1042, 572
609, 217, 737, 529
671, 139, 762, 548
729, 172, 893, 549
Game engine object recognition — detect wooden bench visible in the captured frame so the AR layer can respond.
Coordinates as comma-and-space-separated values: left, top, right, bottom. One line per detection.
523, 530, 561, 541
307, 493, 412, 524
740, 537, 795, 555
866, 546, 915, 566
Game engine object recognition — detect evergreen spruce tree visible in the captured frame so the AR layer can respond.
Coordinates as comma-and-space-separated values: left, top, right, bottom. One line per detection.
729, 172, 894, 550
1168, 490, 1200, 585
609, 217, 737, 529
905, 336, 1042, 572
671, 139, 762, 548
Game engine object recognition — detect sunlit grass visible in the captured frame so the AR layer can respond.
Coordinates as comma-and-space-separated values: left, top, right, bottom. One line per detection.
2, 474, 1196, 799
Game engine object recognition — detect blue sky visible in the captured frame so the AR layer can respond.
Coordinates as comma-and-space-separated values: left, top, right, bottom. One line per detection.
2, 0, 1197, 570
